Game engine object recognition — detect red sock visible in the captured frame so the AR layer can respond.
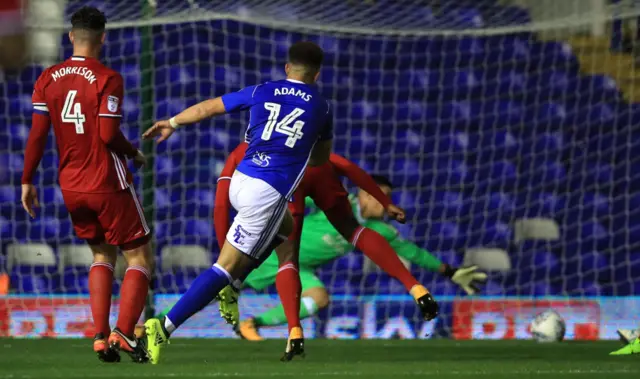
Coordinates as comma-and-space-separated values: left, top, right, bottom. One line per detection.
89, 262, 114, 337
116, 265, 150, 337
275, 262, 302, 332
352, 227, 420, 292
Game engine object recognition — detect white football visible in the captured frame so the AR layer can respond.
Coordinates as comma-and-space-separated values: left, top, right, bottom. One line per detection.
530, 309, 566, 342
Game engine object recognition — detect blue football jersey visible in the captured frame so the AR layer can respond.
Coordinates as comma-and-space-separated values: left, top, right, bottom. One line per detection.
221, 79, 333, 198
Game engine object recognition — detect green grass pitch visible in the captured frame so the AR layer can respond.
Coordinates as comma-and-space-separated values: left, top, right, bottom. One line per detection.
0, 339, 637, 379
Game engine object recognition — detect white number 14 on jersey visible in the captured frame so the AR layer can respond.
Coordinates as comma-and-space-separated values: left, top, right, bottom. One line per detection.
262, 102, 305, 148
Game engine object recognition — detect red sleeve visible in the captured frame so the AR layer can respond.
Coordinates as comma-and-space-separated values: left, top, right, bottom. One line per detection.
22, 113, 51, 184
99, 74, 123, 118
214, 143, 248, 250
98, 75, 136, 158
99, 118, 137, 158
23, 75, 52, 184
330, 153, 392, 209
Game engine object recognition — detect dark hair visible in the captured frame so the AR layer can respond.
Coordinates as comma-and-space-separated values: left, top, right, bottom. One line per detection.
371, 174, 393, 189
288, 41, 324, 71
71, 6, 106, 34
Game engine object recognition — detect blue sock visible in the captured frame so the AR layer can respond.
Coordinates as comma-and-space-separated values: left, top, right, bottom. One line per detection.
165, 263, 231, 333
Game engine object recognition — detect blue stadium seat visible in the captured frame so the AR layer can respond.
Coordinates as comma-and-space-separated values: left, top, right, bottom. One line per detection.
514, 250, 561, 279
0, 216, 12, 239
565, 278, 602, 296
424, 222, 465, 251
158, 269, 203, 294
482, 280, 506, 296
362, 273, 407, 295
564, 221, 610, 251
433, 252, 463, 271
10, 273, 60, 294
516, 192, 566, 218
474, 160, 517, 191
508, 279, 556, 296
485, 6, 531, 26
59, 267, 90, 294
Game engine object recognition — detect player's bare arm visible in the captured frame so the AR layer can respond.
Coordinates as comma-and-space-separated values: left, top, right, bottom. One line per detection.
143, 97, 226, 143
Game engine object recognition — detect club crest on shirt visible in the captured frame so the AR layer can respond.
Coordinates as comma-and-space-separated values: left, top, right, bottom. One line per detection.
107, 95, 119, 112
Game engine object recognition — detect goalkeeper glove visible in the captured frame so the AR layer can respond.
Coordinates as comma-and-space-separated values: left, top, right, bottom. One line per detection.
443, 265, 488, 295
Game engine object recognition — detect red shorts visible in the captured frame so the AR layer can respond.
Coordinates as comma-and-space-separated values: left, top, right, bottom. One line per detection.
295, 162, 353, 218
62, 187, 151, 250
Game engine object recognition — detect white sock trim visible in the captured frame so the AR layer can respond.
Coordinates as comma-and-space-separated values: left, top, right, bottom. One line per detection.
213, 263, 233, 283
90, 262, 114, 272
164, 316, 176, 334
350, 226, 366, 246
232, 279, 243, 291
277, 263, 298, 274
301, 297, 318, 314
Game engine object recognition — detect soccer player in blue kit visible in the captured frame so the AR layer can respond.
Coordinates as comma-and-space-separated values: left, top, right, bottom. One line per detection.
143, 42, 438, 363
141, 42, 343, 363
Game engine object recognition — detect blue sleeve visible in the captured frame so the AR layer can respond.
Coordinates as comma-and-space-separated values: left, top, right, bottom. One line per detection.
221, 85, 259, 113
318, 102, 333, 141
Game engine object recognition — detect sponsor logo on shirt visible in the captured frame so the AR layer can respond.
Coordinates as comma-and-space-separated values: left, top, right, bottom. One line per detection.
233, 225, 251, 245
107, 96, 119, 113
251, 152, 271, 167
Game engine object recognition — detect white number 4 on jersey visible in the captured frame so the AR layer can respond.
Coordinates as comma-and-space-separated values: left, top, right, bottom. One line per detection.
62, 90, 86, 134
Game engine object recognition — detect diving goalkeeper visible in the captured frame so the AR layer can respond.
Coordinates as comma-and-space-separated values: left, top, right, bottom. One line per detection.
154, 175, 487, 340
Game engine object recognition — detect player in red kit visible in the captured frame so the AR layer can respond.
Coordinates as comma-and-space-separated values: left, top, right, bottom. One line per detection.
21, 7, 151, 363
214, 142, 438, 353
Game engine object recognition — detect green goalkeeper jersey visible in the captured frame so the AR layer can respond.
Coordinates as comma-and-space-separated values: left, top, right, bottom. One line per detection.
259, 196, 442, 271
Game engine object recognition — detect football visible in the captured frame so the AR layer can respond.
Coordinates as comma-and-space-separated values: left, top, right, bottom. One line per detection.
530, 310, 566, 342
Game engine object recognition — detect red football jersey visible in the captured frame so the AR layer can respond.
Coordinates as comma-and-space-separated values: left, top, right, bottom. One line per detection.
32, 56, 132, 193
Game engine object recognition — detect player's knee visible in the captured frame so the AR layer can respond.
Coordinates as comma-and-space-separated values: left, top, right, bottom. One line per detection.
333, 216, 360, 242
278, 210, 294, 237
89, 243, 118, 265
275, 240, 297, 265
217, 244, 255, 279
121, 236, 153, 269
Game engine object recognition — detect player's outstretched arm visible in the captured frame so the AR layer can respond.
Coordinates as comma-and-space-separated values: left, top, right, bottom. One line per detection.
143, 97, 227, 143
330, 154, 406, 223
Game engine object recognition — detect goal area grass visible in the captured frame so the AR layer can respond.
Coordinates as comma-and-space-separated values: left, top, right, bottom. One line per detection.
0, 339, 635, 379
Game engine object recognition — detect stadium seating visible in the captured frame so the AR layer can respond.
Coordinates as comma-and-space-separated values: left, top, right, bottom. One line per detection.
0, 2, 636, 297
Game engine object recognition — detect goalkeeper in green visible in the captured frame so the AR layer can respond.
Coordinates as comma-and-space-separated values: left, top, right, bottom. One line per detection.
235, 176, 485, 340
